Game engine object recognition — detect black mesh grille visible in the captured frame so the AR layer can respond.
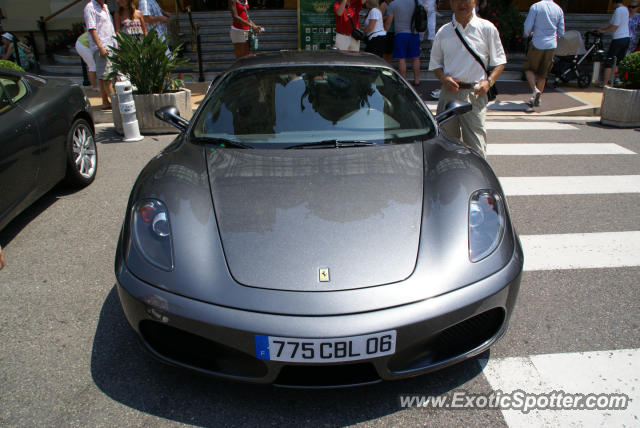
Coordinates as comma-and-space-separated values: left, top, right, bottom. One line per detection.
139, 320, 268, 378
275, 362, 380, 387
388, 308, 505, 373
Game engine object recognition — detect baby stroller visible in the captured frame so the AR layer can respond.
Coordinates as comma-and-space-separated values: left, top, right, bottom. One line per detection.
550, 30, 606, 88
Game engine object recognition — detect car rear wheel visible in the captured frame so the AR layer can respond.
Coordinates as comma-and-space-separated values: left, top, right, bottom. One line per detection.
64, 118, 97, 187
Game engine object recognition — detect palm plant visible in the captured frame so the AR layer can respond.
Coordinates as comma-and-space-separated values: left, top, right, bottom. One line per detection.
107, 29, 189, 94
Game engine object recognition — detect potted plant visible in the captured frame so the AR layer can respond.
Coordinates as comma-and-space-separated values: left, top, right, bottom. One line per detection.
600, 52, 640, 128
108, 30, 191, 134
0, 60, 25, 71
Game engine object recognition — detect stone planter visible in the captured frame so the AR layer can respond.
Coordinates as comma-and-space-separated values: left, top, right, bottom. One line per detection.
111, 89, 192, 135
600, 86, 640, 128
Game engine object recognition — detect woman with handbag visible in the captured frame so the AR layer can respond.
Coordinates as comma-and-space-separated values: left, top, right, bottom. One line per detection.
228, 0, 264, 58
334, 0, 367, 51
363, 0, 387, 57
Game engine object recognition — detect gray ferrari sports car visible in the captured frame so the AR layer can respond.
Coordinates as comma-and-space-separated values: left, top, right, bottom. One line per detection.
115, 51, 523, 387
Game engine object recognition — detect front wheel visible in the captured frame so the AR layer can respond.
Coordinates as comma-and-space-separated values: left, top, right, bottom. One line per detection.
578, 73, 591, 88
64, 118, 97, 187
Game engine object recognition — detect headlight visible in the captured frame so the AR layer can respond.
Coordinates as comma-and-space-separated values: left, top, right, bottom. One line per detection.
468, 190, 505, 262
132, 199, 174, 271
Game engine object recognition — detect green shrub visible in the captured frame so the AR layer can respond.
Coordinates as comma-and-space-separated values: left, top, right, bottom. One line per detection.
618, 52, 640, 90
481, 0, 526, 52
107, 29, 190, 94
0, 59, 25, 71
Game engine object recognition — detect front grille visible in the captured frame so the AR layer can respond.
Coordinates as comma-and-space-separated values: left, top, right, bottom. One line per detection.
139, 320, 267, 378
275, 362, 380, 387
388, 308, 505, 373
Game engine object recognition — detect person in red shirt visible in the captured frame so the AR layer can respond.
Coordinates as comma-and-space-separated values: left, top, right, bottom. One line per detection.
228, 0, 264, 58
334, 0, 366, 51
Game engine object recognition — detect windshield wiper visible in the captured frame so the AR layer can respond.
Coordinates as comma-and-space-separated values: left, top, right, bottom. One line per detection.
285, 140, 376, 150
191, 137, 253, 149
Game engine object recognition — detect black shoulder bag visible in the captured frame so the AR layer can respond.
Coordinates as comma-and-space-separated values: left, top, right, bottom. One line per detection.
453, 23, 498, 101
349, 11, 366, 41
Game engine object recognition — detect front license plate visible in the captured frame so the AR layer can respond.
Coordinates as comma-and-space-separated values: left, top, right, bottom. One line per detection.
254, 330, 396, 363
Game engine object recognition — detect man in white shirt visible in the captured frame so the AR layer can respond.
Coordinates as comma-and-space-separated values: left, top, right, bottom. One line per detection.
84, 0, 116, 109
599, 0, 630, 86
428, 0, 506, 157
425, 0, 437, 43
139, 0, 170, 40
523, 0, 564, 107
418, 0, 436, 44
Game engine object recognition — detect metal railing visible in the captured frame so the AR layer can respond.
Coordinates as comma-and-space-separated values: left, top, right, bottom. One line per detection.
186, 6, 205, 82
37, 0, 84, 57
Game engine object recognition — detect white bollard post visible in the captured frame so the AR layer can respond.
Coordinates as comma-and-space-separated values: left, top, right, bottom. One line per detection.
115, 80, 144, 142
592, 61, 601, 84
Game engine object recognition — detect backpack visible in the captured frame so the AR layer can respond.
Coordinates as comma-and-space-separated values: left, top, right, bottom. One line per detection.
411, 0, 428, 33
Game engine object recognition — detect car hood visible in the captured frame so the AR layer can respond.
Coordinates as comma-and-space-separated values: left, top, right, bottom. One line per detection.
120, 136, 519, 315
206, 144, 424, 291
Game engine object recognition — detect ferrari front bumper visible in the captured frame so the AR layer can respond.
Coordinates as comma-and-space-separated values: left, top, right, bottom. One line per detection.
115, 246, 522, 387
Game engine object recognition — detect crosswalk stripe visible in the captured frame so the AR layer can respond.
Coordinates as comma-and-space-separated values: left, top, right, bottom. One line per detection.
488, 143, 636, 156
499, 175, 640, 195
481, 349, 640, 427
520, 231, 640, 271
486, 122, 578, 130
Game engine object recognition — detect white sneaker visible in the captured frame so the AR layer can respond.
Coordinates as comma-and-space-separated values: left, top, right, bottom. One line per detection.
534, 90, 541, 106
528, 89, 541, 107
431, 89, 441, 99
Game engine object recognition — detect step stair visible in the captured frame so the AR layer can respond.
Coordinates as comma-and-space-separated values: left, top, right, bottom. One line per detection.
35, 11, 614, 84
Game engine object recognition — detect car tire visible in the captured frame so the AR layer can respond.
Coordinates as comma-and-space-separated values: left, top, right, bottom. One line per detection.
64, 118, 97, 187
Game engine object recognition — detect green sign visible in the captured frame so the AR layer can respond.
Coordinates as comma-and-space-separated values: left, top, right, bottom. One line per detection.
298, 0, 336, 51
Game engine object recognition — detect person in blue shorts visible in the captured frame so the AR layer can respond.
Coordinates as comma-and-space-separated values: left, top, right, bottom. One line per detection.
386, 0, 421, 85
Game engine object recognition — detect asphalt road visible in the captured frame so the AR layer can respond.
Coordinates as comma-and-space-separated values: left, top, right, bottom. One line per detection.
0, 119, 638, 427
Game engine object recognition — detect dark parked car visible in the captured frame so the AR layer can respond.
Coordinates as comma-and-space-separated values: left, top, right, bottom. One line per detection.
0, 68, 97, 231
115, 51, 523, 387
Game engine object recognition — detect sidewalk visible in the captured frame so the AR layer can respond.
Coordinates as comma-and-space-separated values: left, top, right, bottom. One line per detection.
87, 79, 603, 125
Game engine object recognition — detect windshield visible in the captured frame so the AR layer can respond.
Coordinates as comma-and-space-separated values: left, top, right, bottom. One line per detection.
191, 66, 435, 146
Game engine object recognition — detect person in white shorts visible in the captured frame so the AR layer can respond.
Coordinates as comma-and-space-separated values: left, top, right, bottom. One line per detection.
75, 31, 97, 89
228, 0, 264, 58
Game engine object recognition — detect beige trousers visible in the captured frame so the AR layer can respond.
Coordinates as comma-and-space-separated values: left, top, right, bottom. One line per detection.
436, 87, 488, 157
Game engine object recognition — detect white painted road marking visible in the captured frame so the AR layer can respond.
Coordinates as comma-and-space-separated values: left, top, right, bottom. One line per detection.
520, 231, 640, 271
488, 143, 635, 156
486, 122, 579, 130
499, 175, 640, 195
481, 349, 640, 427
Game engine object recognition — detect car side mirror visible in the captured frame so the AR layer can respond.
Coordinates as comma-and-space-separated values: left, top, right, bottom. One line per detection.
155, 106, 189, 132
434, 101, 473, 125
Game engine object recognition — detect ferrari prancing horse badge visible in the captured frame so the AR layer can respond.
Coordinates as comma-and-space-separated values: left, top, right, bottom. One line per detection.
319, 268, 330, 282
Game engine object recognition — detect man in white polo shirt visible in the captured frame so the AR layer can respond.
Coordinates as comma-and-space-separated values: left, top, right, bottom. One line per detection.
428, 0, 506, 157
599, 0, 630, 86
